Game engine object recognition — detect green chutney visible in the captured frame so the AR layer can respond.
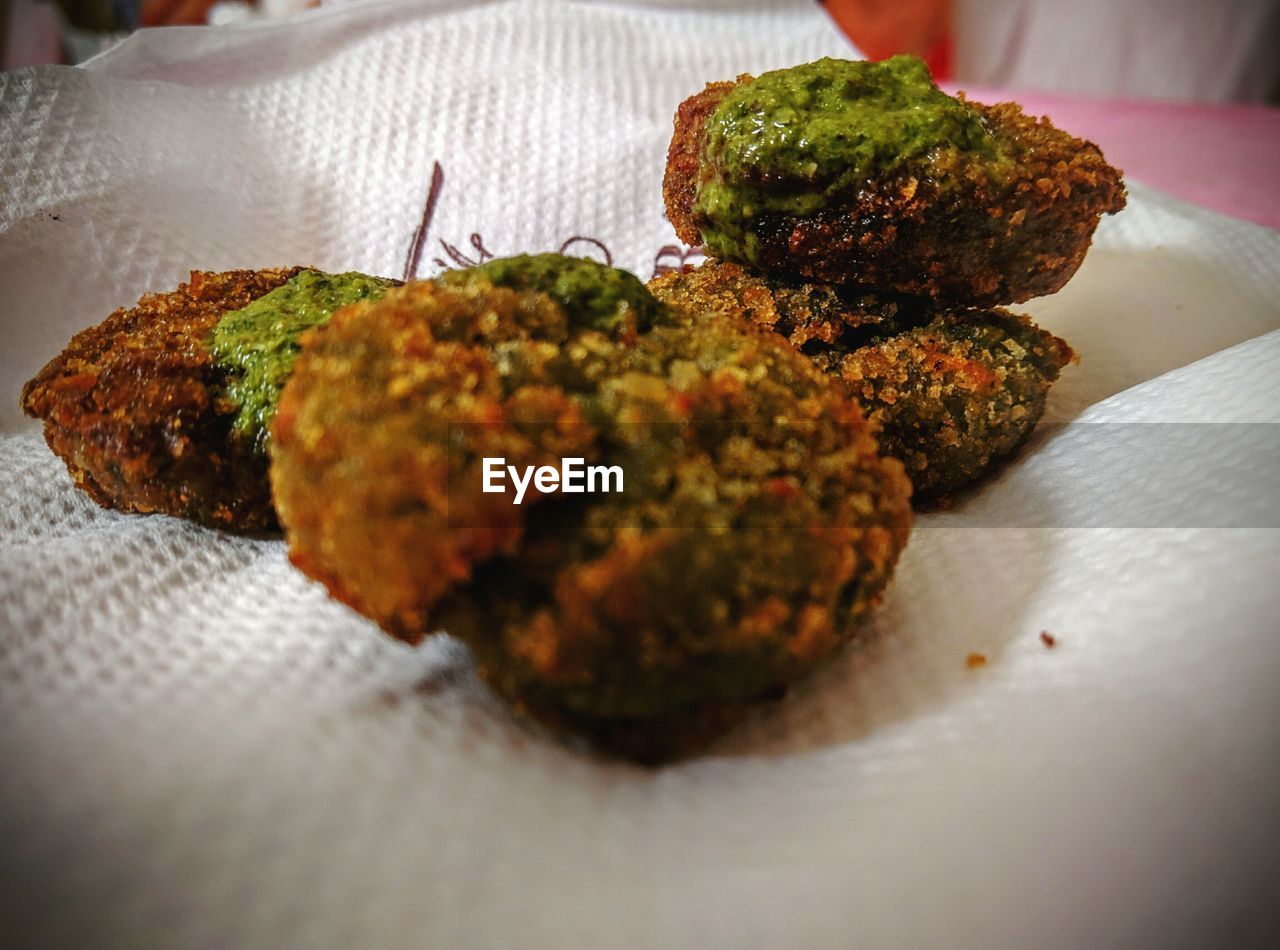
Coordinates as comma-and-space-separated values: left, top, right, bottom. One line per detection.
211, 269, 395, 449
446, 254, 668, 333
694, 55, 1012, 261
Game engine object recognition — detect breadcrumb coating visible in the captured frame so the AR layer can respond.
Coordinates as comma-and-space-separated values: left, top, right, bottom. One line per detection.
21, 268, 302, 531
650, 261, 1073, 498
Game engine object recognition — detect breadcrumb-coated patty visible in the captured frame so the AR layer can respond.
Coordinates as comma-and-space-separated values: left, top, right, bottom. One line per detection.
270, 263, 912, 755
663, 70, 1126, 307
649, 261, 1073, 498
21, 268, 302, 531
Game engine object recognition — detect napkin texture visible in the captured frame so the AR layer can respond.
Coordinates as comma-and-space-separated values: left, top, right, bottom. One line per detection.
2, 2, 1280, 948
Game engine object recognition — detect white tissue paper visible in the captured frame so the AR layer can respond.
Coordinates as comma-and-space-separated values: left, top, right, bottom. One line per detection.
1, 1, 1278, 947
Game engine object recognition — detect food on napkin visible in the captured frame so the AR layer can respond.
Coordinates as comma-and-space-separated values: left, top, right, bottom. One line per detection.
270, 254, 912, 759
650, 261, 1073, 498
13, 47, 1126, 756
662, 55, 1127, 307
20, 267, 396, 531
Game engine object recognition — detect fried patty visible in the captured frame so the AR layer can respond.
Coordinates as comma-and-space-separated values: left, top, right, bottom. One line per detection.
21, 268, 302, 531
270, 258, 912, 757
650, 261, 1073, 498
663, 65, 1126, 307
21, 267, 397, 531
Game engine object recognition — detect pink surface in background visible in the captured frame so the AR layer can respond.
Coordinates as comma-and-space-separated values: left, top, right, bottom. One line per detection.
949, 85, 1280, 232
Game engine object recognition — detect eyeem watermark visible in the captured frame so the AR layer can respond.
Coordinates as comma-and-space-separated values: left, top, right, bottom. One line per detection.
482, 457, 624, 505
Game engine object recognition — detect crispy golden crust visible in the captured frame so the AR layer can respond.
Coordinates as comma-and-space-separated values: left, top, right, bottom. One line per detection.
21, 268, 302, 531
663, 80, 737, 251
649, 261, 1074, 498
837, 309, 1073, 497
663, 80, 1126, 307
269, 280, 579, 637
272, 275, 912, 757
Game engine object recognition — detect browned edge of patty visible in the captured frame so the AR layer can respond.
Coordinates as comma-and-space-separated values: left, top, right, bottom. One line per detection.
21, 267, 304, 531
648, 260, 1075, 499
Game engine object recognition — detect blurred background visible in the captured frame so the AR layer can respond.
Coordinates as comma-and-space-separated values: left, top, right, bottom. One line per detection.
823, 0, 1280, 103
2, 0, 1278, 230
4, 0, 1278, 102
2, 0, 314, 67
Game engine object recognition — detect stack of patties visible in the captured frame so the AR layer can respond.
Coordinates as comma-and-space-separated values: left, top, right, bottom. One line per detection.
651, 55, 1126, 497
23, 253, 915, 760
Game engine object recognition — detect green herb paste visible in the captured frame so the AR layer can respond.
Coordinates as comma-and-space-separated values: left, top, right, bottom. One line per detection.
694, 55, 1011, 261
446, 253, 667, 332
211, 269, 395, 449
